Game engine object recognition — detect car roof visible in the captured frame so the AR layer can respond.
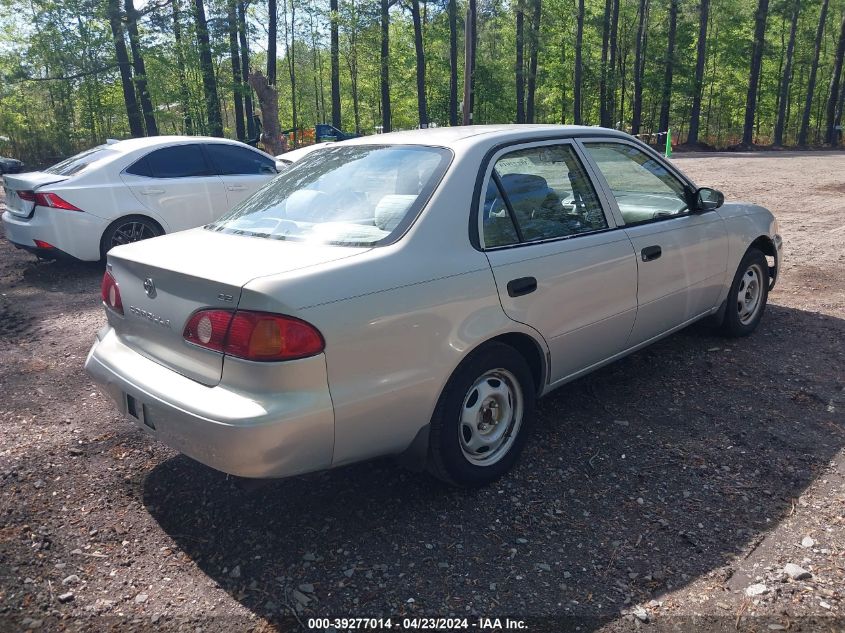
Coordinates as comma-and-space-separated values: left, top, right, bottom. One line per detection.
333, 125, 631, 149
106, 136, 268, 154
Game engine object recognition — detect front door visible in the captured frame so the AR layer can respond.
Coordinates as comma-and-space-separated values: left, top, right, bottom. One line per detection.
202, 143, 278, 212
580, 140, 729, 345
481, 141, 639, 384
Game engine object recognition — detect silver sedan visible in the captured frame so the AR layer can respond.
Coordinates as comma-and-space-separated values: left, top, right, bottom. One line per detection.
85, 125, 782, 486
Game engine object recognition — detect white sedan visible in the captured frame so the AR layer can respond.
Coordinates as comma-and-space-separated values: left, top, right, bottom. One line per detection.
86, 125, 782, 486
1, 136, 280, 261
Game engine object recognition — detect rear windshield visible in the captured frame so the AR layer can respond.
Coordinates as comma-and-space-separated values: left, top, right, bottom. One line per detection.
207, 145, 452, 246
45, 146, 117, 176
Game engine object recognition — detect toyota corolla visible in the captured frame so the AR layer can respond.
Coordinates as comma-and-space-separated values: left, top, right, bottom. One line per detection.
85, 125, 782, 486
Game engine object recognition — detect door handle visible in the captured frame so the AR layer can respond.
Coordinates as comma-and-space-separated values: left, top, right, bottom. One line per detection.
226, 184, 247, 191
507, 277, 537, 297
139, 188, 164, 195
641, 245, 662, 262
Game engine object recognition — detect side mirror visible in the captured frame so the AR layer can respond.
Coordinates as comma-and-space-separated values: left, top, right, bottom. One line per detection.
695, 187, 724, 211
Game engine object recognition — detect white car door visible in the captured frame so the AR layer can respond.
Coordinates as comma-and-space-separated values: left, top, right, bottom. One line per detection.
580, 140, 729, 346
121, 144, 229, 231
203, 143, 278, 210
481, 141, 639, 384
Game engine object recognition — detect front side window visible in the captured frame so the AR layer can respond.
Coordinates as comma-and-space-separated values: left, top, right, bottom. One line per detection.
208, 145, 451, 246
133, 145, 212, 179
482, 144, 608, 247
204, 143, 277, 175
583, 142, 689, 225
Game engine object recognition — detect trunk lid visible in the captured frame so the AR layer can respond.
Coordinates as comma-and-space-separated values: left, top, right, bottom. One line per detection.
3, 172, 70, 218
107, 227, 369, 385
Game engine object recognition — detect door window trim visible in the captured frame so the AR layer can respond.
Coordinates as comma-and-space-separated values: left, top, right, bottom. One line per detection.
575, 137, 702, 228
474, 138, 621, 251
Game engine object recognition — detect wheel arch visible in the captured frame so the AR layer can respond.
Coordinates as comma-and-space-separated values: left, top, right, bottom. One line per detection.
99, 213, 166, 260
396, 330, 548, 472
748, 234, 778, 289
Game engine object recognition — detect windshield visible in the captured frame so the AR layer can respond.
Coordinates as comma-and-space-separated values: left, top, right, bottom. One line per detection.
44, 146, 118, 176
208, 144, 452, 246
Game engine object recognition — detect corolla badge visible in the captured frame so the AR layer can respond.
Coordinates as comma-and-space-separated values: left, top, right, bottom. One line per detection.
143, 277, 156, 299
129, 306, 170, 328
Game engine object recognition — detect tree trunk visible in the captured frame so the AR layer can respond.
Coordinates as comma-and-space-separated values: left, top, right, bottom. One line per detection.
193, 0, 223, 137
526, 0, 541, 123
124, 0, 158, 135
248, 71, 283, 154
631, 0, 648, 136
742, 0, 769, 145
607, 0, 619, 125
658, 0, 678, 138
462, 0, 477, 125
380, 0, 392, 132
574, 0, 584, 124
238, 1, 255, 139
448, 0, 458, 126
172, 0, 193, 135
227, 0, 246, 140
773, 0, 799, 146
283, 0, 297, 146
833, 66, 845, 147
515, 1, 525, 123
798, 0, 828, 146
687, 0, 710, 144
267, 0, 277, 85
330, 0, 341, 129
825, 13, 845, 145
599, 0, 611, 126
411, 0, 428, 127
106, 0, 144, 137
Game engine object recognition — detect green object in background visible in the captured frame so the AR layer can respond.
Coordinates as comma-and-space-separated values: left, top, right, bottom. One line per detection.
665, 128, 672, 158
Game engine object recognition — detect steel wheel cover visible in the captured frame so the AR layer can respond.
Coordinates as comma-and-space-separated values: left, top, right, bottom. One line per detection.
459, 368, 524, 466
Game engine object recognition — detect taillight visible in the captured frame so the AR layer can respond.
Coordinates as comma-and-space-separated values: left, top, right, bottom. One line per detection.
17, 190, 36, 202
33, 192, 82, 211
183, 310, 324, 361
101, 271, 123, 315
183, 310, 233, 353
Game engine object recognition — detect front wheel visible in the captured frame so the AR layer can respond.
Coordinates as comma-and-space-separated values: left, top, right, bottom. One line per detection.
428, 343, 536, 487
100, 216, 162, 260
721, 248, 769, 337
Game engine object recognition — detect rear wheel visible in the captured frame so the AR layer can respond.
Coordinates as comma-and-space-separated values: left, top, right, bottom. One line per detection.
428, 343, 536, 487
100, 216, 162, 260
721, 248, 769, 337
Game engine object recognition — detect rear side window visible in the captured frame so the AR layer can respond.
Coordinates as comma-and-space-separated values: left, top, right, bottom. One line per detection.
483, 144, 608, 247
129, 145, 212, 179
45, 147, 117, 176
204, 144, 277, 175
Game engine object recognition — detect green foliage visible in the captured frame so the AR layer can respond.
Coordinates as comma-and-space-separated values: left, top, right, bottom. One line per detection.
1, 0, 844, 163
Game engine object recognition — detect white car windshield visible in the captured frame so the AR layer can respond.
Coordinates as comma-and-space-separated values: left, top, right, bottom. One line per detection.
208, 145, 452, 246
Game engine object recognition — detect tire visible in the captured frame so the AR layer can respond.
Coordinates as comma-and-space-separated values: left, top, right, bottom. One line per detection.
100, 215, 163, 260
428, 342, 536, 487
721, 247, 769, 337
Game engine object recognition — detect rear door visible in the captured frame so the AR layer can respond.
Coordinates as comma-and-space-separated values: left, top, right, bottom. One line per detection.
203, 143, 278, 210
121, 144, 229, 231
579, 140, 728, 345
481, 140, 638, 384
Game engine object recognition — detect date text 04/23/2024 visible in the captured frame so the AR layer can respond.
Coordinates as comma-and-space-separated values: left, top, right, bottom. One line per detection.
306, 618, 528, 630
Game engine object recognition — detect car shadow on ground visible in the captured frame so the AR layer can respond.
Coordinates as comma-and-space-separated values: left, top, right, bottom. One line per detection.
18, 255, 103, 292
142, 304, 844, 630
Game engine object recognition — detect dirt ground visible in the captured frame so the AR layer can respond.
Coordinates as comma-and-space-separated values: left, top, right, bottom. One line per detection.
0, 152, 843, 632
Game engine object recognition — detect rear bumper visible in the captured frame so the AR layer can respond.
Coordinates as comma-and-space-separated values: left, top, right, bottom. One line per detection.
85, 326, 335, 478
2, 209, 104, 261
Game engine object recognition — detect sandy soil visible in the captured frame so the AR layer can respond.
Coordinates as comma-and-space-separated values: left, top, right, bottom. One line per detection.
0, 153, 843, 632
